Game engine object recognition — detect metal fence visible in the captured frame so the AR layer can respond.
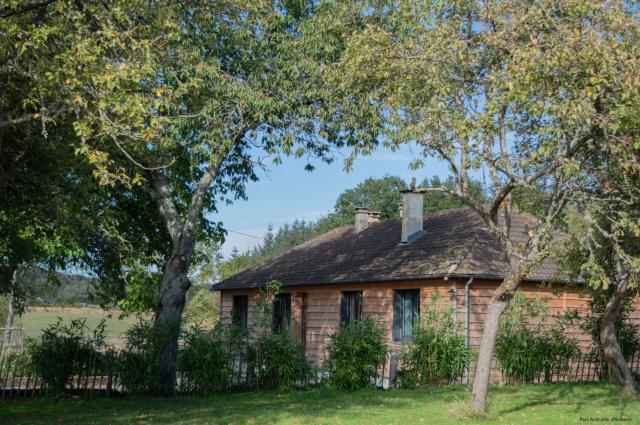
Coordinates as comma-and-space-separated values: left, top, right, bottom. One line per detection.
2, 347, 640, 399
0, 349, 120, 399
0, 328, 24, 352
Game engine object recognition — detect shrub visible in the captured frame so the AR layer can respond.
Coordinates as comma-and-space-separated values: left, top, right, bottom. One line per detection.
248, 329, 314, 391
177, 323, 236, 394
397, 304, 472, 387
117, 319, 177, 395
27, 318, 106, 394
495, 292, 578, 384
245, 280, 314, 391
325, 317, 387, 390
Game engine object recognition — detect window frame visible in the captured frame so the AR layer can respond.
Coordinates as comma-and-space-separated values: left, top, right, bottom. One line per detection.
232, 295, 249, 330
392, 289, 420, 341
340, 291, 363, 325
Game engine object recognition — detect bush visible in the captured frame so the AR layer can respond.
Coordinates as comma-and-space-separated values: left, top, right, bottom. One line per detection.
397, 305, 472, 387
495, 292, 578, 384
247, 329, 313, 391
177, 324, 236, 394
27, 318, 106, 394
325, 317, 387, 390
117, 319, 177, 395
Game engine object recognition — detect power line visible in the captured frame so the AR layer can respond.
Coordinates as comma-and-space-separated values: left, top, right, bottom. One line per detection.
226, 229, 260, 239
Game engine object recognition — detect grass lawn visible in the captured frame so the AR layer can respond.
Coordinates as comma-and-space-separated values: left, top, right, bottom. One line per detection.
15, 307, 139, 342
1, 383, 638, 424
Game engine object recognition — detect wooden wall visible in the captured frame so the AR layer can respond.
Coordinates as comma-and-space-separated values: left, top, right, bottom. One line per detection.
219, 279, 640, 381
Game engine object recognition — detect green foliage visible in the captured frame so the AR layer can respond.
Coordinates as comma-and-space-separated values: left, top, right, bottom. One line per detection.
398, 303, 472, 387
183, 286, 220, 328
177, 324, 234, 394
332, 175, 407, 221
117, 320, 178, 395
580, 289, 640, 364
248, 329, 314, 392
496, 292, 579, 384
325, 318, 387, 390
420, 177, 486, 214
243, 280, 314, 391
27, 318, 106, 394
0, 295, 8, 323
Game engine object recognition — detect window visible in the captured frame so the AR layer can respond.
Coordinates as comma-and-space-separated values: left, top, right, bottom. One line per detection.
393, 289, 420, 341
340, 291, 363, 325
232, 295, 248, 329
273, 293, 291, 333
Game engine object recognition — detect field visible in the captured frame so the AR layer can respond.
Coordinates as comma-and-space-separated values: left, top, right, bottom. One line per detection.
14, 307, 140, 344
1, 383, 638, 424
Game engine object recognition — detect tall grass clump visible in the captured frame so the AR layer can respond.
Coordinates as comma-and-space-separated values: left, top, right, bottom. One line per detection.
248, 329, 313, 391
397, 302, 472, 387
177, 323, 238, 394
495, 291, 578, 384
325, 317, 387, 390
117, 319, 178, 395
27, 318, 106, 394
246, 280, 314, 391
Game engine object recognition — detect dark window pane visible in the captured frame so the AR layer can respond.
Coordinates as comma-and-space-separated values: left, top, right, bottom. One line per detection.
392, 289, 420, 341
273, 293, 291, 333
340, 291, 363, 325
232, 296, 248, 329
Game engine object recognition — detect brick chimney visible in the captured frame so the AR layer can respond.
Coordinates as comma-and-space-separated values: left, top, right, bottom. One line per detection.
400, 189, 424, 243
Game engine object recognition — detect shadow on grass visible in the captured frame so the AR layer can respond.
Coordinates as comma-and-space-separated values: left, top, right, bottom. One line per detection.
3, 383, 636, 425
491, 382, 637, 418
2, 385, 461, 425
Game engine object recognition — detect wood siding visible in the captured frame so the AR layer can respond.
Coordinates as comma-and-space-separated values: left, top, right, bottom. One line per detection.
219, 279, 640, 382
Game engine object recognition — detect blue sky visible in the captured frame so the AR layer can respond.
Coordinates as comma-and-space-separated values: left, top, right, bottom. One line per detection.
215, 144, 451, 257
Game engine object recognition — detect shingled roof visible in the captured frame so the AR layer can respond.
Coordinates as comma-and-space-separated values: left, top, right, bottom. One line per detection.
214, 207, 561, 290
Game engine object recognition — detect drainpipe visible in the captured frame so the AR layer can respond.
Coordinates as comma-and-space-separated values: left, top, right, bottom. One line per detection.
464, 277, 474, 347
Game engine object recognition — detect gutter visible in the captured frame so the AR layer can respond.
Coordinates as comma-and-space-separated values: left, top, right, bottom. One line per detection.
213, 272, 561, 291
464, 277, 474, 347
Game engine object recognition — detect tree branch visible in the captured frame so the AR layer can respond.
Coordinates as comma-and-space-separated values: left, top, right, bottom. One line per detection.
0, 0, 59, 18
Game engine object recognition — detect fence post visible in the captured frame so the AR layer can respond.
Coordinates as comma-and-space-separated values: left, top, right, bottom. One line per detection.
106, 352, 113, 397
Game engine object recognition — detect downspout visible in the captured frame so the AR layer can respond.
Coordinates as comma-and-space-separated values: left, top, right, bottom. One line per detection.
464, 277, 474, 347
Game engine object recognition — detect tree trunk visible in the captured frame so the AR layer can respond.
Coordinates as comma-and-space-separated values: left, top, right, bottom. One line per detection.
471, 270, 522, 412
1, 271, 17, 353
154, 235, 195, 396
600, 278, 636, 395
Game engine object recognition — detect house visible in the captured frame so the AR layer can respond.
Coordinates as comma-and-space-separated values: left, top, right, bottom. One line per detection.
214, 189, 640, 382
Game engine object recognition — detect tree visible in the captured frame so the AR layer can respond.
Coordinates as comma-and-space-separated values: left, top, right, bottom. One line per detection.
561, 201, 640, 394
333, 175, 406, 221
420, 176, 486, 213
332, 175, 486, 221
559, 122, 640, 394
319, 0, 640, 411
4, 1, 348, 393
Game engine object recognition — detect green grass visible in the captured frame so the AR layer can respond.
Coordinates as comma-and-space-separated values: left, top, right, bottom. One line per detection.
15, 307, 139, 342
1, 383, 638, 424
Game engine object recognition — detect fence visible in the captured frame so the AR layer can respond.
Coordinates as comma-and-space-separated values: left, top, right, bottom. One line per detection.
0, 349, 120, 399
3, 347, 640, 399
0, 328, 24, 352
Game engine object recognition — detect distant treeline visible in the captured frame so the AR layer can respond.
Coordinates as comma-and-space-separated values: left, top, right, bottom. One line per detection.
18, 268, 96, 307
